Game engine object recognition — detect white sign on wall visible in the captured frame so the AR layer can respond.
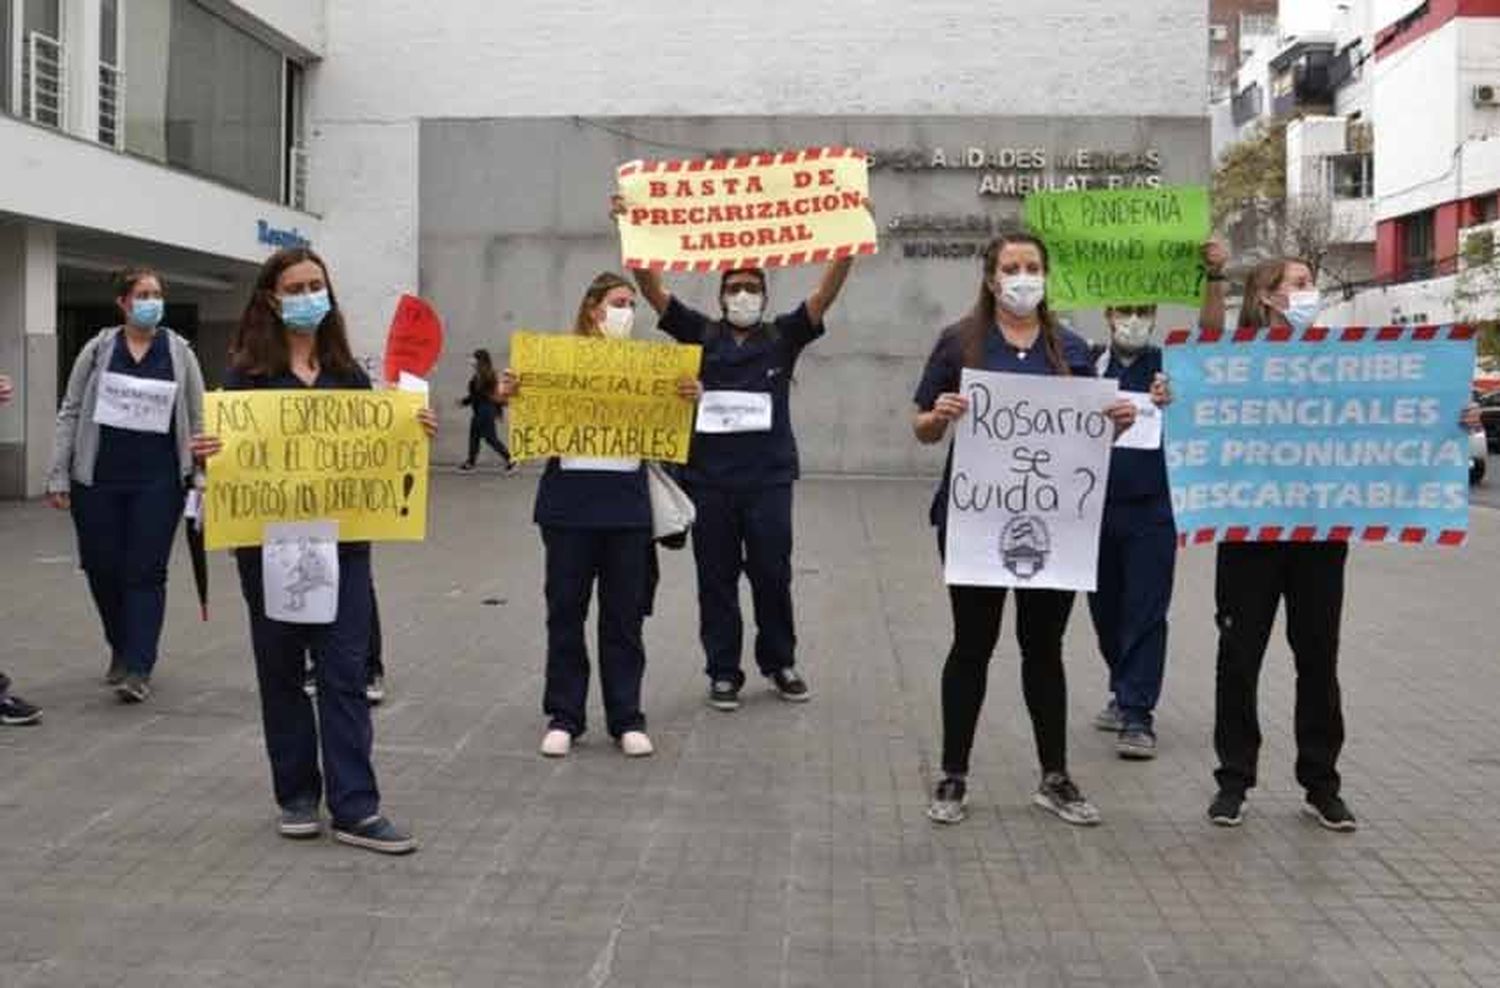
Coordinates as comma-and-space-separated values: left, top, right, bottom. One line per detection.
943, 370, 1117, 591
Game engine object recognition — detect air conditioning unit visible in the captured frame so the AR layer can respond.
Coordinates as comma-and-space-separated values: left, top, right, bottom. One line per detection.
1474, 84, 1500, 106
1210, 24, 1229, 42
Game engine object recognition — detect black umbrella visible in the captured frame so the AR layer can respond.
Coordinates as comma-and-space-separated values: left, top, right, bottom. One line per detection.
184, 493, 209, 621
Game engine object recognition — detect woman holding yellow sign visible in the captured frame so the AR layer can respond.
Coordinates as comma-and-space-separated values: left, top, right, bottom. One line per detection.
197, 247, 435, 855
45, 267, 208, 704
496, 272, 701, 760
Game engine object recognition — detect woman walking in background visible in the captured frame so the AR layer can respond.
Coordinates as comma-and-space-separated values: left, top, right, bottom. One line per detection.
459, 348, 513, 472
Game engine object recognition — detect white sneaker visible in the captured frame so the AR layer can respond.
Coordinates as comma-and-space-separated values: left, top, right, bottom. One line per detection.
618, 731, 654, 757
539, 729, 572, 758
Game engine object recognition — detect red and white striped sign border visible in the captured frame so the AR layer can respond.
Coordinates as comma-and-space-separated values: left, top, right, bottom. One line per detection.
1166, 323, 1474, 549
618, 147, 877, 272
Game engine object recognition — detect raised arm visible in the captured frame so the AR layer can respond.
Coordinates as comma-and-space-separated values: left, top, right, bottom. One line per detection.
1199, 240, 1228, 333
631, 266, 672, 316
807, 256, 853, 326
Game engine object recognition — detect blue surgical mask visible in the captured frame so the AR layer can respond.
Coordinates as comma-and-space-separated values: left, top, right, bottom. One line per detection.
1282, 290, 1322, 333
280, 290, 331, 333
130, 298, 164, 330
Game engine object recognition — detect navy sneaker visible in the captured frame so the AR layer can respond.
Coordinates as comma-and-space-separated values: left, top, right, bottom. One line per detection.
1093, 700, 1124, 732
332, 815, 417, 855
278, 804, 322, 839
0, 692, 42, 726
1116, 726, 1157, 760
769, 667, 811, 702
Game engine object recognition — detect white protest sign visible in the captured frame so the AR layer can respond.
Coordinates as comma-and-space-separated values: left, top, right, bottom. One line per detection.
262, 520, 339, 624
696, 391, 773, 434
944, 370, 1117, 591
92, 372, 177, 434
559, 457, 641, 472
1114, 392, 1162, 450
397, 371, 431, 408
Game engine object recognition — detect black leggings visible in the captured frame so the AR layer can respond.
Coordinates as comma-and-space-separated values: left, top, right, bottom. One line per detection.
941, 585, 1075, 777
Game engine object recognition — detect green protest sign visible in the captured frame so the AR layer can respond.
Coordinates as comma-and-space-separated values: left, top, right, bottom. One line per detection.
1024, 185, 1211, 309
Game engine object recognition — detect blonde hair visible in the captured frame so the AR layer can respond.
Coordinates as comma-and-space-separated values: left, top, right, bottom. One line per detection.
573, 272, 635, 337
1238, 256, 1316, 329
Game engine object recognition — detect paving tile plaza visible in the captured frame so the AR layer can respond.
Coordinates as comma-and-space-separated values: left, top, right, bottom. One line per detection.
4, 474, 1500, 987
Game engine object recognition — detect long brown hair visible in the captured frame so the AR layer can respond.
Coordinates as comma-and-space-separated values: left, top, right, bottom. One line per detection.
572, 272, 635, 337
231, 247, 358, 378
470, 348, 497, 395
1238, 256, 1317, 329
958, 233, 1068, 374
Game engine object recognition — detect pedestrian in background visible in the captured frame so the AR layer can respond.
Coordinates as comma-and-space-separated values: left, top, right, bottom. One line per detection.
458, 348, 513, 472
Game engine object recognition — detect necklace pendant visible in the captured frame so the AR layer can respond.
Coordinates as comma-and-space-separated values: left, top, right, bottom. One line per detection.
1016, 349, 1028, 360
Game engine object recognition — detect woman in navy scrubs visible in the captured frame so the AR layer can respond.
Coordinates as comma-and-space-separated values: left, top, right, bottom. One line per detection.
198, 247, 434, 854
46, 268, 209, 703
497, 272, 700, 759
630, 257, 853, 711
1088, 304, 1175, 760
912, 233, 1136, 827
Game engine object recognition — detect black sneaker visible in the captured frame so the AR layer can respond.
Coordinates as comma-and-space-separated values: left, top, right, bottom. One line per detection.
1304, 793, 1358, 832
332, 815, 417, 855
278, 804, 322, 839
0, 693, 42, 726
115, 673, 151, 704
1208, 789, 1246, 827
708, 680, 740, 711
457, 461, 475, 472
1032, 772, 1101, 826
926, 776, 968, 825
769, 668, 811, 702
104, 659, 127, 686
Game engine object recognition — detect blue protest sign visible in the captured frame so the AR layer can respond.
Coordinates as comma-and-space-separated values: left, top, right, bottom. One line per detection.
1163, 324, 1475, 547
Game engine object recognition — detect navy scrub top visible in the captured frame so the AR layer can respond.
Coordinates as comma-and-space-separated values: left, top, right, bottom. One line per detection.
1095, 345, 1171, 506
657, 296, 823, 490
93, 330, 180, 487
913, 321, 1095, 531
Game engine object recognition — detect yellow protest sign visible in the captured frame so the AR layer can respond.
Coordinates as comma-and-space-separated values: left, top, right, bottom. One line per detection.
203, 390, 429, 550
616, 147, 879, 272
508, 332, 702, 464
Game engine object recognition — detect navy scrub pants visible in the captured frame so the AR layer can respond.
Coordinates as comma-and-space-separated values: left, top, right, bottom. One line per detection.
687, 482, 796, 689
70, 479, 186, 676
1087, 499, 1176, 730
235, 546, 380, 825
541, 527, 651, 738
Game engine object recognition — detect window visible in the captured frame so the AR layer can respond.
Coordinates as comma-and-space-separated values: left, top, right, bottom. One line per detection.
1210, 23, 1229, 43
1240, 12, 1277, 40
123, 0, 286, 202
98, 0, 122, 147
1401, 210, 1435, 279
0, 0, 11, 113
1328, 153, 1372, 199
1474, 196, 1499, 225
21, 0, 63, 126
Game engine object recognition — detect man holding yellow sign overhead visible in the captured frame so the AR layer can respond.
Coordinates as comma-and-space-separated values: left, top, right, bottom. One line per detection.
613, 160, 865, 713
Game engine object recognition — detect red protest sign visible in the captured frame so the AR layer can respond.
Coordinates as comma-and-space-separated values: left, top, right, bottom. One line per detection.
383, 294, 444, 382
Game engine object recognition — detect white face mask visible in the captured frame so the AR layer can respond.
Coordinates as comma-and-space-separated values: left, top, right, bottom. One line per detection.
1281, 290, 1322, 332
1111, 315, 1154, 352
996, 273, 1046, 317
600, 304, 635, 339
724, 290, 765, 328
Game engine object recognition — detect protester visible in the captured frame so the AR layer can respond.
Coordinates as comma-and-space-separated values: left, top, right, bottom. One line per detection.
458, 348, 513, 472
912, 233, 1137, 827
1088, 304, 1175, 760
627, 227, 853, 711
0, 372, 42, 726
45, 268, 206, 703
497, 271, 699, 759
1198, 244, 1479, 832
198, 246, 431, 854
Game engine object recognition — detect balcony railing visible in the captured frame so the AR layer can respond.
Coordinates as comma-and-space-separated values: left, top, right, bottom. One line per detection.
99, 62, 125, 149
23, 31, 66, 128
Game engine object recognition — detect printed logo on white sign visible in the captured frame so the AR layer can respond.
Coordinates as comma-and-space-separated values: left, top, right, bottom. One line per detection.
943, 370, 1117, 591
262, 520, 340, 624
1114, 392, 1162, 450
697, 391, 773, 434
92, 372, 177, 434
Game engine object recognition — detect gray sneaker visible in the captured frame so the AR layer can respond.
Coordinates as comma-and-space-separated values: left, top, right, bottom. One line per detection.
278, 804, 322, 839
926, 776, 968, 825
115, 673, 151, 704
1116, 727, 1158, 760
1093, 700, 1123, 732
1033, 772, 1101, 826
104, 659, 127, 686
